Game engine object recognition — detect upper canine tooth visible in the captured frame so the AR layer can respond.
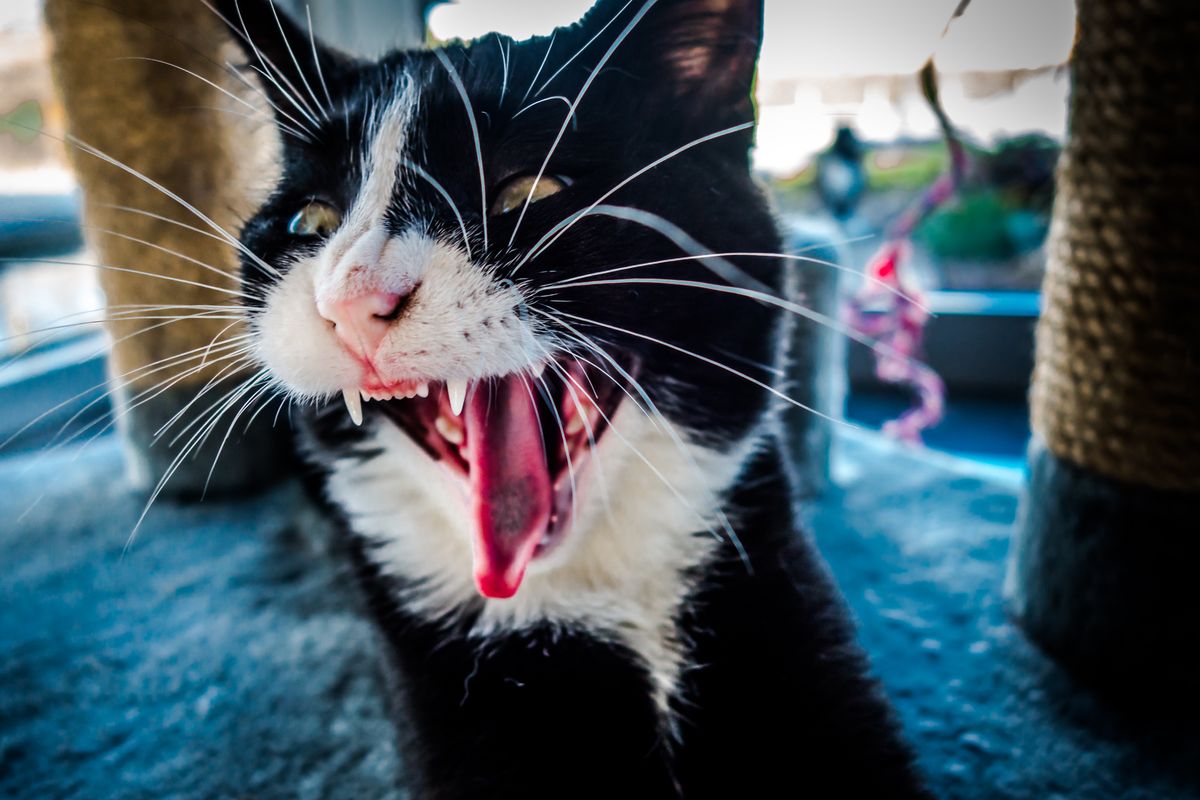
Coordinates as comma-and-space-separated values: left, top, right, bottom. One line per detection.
342, 387, 363, 426
447, 379, 467, 416
416, 382, 430, 398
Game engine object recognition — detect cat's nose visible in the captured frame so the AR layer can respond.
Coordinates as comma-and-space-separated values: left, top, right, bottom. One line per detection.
318, 290, 408, 359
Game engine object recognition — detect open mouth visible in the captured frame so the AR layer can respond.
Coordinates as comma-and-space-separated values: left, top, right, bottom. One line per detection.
342, 358, 632, 599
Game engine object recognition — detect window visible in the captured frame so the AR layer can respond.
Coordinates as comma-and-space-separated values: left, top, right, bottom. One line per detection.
0, 0, 101, 358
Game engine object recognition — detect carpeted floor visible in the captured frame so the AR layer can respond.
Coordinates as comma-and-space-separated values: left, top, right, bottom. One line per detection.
2, 431, 1197, 799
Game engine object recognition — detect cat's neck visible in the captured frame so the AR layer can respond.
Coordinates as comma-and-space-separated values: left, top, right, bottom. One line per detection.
339, 439, 929, 799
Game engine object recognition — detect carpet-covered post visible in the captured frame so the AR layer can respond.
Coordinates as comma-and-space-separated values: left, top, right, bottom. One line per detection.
1007, 0, 1200, 711
43, 0, 287, 496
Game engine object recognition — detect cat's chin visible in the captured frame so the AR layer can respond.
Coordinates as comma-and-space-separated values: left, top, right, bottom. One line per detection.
356, 357, 636, 599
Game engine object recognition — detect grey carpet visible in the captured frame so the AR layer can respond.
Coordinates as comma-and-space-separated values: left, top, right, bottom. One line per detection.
2, 432, 1197, 799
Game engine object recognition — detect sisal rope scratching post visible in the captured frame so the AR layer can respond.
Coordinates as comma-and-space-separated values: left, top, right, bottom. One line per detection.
1007, 0, 1200, 711
44, 0, 287, 496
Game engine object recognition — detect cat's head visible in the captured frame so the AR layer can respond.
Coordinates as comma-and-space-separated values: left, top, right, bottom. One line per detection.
221, 0, 785, 600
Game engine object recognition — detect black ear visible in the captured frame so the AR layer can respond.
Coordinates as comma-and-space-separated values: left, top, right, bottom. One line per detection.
581, 0, 763, 120
210, 0, 355, 127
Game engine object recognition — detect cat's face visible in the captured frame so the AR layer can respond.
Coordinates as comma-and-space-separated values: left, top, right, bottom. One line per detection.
226, 0, 783, 600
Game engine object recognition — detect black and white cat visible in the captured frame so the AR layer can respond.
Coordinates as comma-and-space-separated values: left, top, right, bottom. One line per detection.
217, 0, 930, 795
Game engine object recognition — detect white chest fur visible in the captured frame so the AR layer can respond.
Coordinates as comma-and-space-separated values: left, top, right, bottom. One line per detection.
320, 403, 753, 713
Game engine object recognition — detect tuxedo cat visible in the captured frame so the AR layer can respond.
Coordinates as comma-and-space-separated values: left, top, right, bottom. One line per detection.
216, 0, 930, 795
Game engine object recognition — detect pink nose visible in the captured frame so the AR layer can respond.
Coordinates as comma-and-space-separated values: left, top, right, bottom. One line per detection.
318, 290, 407, 359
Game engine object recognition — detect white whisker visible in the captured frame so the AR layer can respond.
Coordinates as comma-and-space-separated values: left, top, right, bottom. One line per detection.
557, 310, 851, 430
497, 37, 511, 107
187, 102, 314, 142
124, 369, 267, 554
524, 372, 578, 530
402, 159, 474, 259
231, 0, 323, 129
157, 347, 261, 443
507, 0, 657, 248
64, 350, 256, 458
202, 374, 276, 496
512, 95, 574, 123
520, 31, 556, 104
434, 47, 490, 254
267, 0, 329, 120
0, 257, 250, 298
532, 1, 635, 99
3, 333, 251, 456
83, 225, 244, 285
545, 276, 925, 370
112, 55, 314, 142
53, 127, 283, 279
544, 204, 783, 302
541, 250, 927, 312
538, 312, 752, 569
515, 121, 753, 271
306, 5, 336, 115
101, 203, 281, 280
540, 355, 614, 523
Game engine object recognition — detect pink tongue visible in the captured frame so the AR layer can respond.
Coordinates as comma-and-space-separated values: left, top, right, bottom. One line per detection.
463, 376, 552, 599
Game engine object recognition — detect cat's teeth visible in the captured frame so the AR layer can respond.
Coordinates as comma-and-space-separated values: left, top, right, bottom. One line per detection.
435, 415, 464, 445
565, 412, 586, 437
447, 379, 467, 416
342, 387, 363, 426
416, 382, 430, 398
359, 389, 370, 403
531, 362, 546, 379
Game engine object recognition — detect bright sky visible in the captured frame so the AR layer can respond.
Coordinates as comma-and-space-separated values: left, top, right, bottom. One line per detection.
428, 0, 1077, 76
0, 0, 39, 32
429, 0, 1076, 174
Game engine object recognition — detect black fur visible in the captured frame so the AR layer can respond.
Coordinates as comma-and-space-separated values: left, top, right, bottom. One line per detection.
336, 439, 930, 799
220, 0, 931, 795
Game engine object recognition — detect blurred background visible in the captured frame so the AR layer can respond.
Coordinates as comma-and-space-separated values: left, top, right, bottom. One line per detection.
16, 4, 1200, 799
0, 0, 1072, 467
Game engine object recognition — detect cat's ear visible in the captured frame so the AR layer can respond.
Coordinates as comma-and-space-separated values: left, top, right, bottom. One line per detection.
582, 0, 763, 119
210, 0, 356, 127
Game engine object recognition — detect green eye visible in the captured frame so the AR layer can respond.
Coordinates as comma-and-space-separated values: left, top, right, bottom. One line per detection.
490, 175, 567, 216
287, 201, 342, 237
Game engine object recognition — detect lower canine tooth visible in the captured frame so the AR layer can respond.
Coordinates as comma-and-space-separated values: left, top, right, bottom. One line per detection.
342, 387, 363, 426
435, 415, 464, 445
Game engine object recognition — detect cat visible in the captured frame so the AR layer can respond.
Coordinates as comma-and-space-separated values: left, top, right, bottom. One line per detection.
215, 0, 931, 796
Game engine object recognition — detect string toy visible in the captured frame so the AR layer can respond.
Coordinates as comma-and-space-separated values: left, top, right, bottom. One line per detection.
843, 21, 973, 444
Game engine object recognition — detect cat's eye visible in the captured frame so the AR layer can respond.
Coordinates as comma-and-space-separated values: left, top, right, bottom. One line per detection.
287, 201, 342, 238
490, 175, 567, 216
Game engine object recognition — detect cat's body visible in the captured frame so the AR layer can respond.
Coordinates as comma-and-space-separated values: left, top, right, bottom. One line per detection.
330, 438, 925, 798
218, 0, 930, 795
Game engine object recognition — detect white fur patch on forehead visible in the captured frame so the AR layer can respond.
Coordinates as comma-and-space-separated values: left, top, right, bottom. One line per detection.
328, 80, 418, 262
